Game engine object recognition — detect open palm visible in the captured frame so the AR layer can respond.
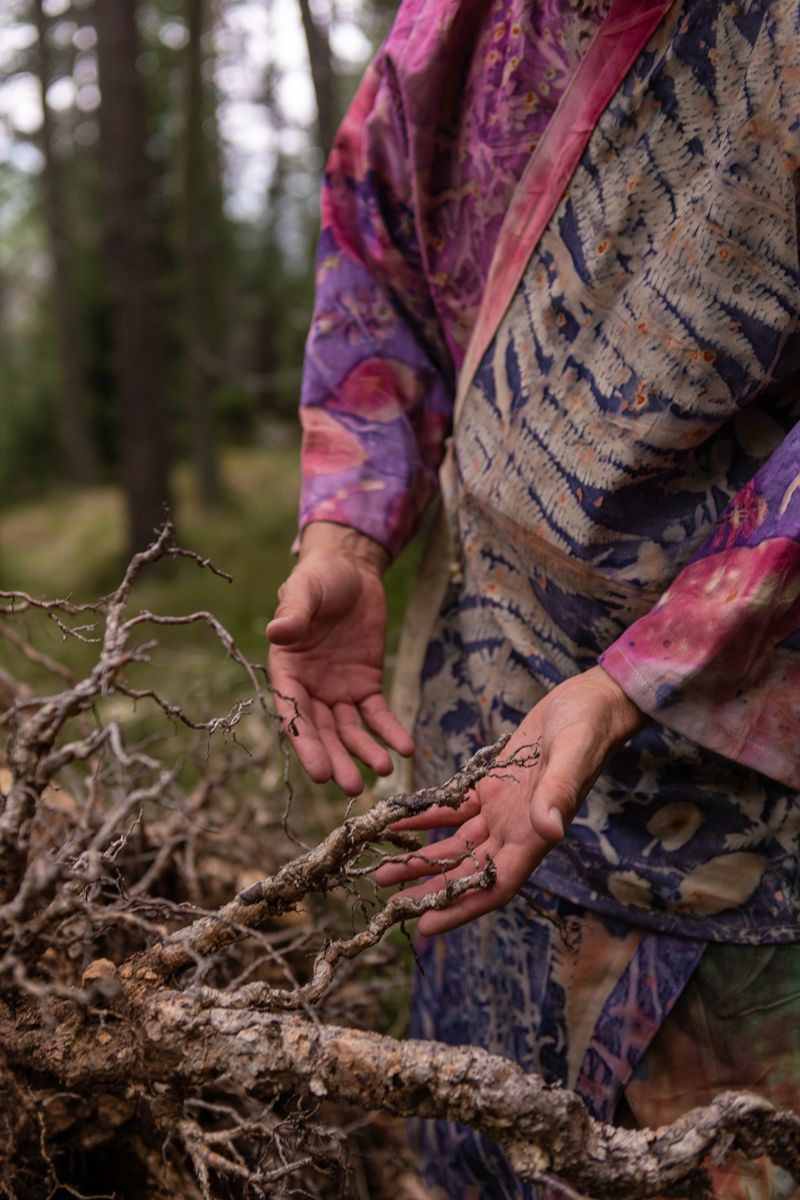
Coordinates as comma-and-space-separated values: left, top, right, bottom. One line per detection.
267, 549, 413, 795
375, 666, 647, 933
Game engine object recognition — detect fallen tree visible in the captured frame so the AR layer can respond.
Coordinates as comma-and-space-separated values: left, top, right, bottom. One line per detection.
0, 524, 797, 1199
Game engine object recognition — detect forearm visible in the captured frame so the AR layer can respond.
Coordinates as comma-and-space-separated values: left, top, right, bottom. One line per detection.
599, 420, 800, 787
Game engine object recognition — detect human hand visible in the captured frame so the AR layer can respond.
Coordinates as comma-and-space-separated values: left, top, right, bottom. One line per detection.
374, 666, 648, 934
266, 522, 414, 796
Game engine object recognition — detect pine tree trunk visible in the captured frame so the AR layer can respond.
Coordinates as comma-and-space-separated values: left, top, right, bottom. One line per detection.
183, 0, 220, 508
34, 0, 98, 486
94, 0, 171, 555
296, 0, 339, 160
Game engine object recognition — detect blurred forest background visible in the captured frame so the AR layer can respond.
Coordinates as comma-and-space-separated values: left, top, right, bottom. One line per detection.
0, 0, 417, 712
0, 14, 434, 1193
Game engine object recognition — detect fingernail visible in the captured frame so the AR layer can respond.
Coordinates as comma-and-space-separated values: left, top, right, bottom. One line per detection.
548, 807, 565, 838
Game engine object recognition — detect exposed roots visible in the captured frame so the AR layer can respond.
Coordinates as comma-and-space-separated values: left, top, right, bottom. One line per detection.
0, 524, 796, 1199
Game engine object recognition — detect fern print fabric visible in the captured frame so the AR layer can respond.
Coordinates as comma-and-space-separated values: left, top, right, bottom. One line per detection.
301, 0, 800, 940
298, 0, 612, 556
440, 0, 800, 941
297, 0, 800, 1191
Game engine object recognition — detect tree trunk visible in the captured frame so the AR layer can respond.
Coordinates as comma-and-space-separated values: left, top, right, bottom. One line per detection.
33, 0, 98, 486
94, 0, 171, 556
296, 0, 339, 161
2, 994, 799, 1200
183, 0, 220, 508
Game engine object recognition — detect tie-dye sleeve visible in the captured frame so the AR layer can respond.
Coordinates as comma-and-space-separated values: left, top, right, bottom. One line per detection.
298, 51, 454, 560
599, 422, 800, 788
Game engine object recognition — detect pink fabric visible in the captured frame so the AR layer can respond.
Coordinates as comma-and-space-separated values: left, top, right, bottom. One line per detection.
600, 535, 800, 788
298, 0, 800, 845
299, 0, 614, 555
460, 0, 676, 391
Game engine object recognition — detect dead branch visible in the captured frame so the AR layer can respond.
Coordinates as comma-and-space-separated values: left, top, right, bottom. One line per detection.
122, 734, 527, 986
0, 524, 798, 1200
155, 1002, 800, 1198
1, 995, 797, 1200
194, 862, 495, 1011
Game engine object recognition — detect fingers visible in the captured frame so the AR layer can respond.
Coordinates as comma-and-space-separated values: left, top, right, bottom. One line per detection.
374, 820, 487, 887
528, 766, 575, 842
269, 659, 408, 794
310, 699, 364, 796
266, 570, 322, 645
526, 728, 594, 843
373, 677, 618, 935
268, 663, 334, 785
417, 874, 499, 935
269, 653, 361, 794
359, 694, 415, 757
388, 793, 481, 833
391, 839, 516, 936
415, 842, 540, 936
333, 703, 393, 776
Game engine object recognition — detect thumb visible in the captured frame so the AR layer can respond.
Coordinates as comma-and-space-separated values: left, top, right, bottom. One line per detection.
528, 737, 586, 844
527, 758, 578, 844
266, 568, 322, 645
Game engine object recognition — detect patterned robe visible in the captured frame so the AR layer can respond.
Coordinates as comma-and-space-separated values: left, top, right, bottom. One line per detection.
301, 0, 800, 943
297, 0, 800, 1193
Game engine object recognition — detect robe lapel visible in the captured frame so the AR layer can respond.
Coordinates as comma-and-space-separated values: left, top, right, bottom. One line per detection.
456, 0, 678, 418
387, 0, 680, 781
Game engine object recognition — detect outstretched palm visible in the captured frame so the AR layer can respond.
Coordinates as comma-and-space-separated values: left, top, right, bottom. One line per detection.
267, 549, 413, 795
375, 667, 647, 933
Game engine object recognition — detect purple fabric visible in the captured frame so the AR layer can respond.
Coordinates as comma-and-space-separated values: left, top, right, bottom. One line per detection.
298, 0, 611, 557
409, 876, 704, 1198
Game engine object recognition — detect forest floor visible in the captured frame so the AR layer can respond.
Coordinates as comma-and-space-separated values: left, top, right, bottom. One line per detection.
0, 443, 430, 1199
1, 442, 420, 680
0, 442, 420, 763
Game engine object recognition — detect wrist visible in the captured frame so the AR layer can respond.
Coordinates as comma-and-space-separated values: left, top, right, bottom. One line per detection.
299, 521, 389, 576
592, 665, 650, 743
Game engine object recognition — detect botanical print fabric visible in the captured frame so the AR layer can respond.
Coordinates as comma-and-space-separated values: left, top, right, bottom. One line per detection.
298, 0, 611, 556
443, 0, 800, 940
301, 0, 800, 940
409, 879, 705, 1199
411, 881, 800, 1199
296, 0, 800, 1188
624, 941, 800, 1200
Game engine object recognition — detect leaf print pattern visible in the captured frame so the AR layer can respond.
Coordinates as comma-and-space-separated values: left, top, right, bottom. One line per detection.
439, 0, 800, 942
296, 0, 800, 1191
644, 802, 702, 854
677, 853, 768, 916
298, 0, 610, 557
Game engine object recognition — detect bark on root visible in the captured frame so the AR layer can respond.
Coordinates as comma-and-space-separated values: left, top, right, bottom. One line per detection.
1, 526, 798, 1199
1, 994, 798, 1199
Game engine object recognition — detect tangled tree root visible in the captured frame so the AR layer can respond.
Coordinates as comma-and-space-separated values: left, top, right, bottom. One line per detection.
0, 525, 797, 1199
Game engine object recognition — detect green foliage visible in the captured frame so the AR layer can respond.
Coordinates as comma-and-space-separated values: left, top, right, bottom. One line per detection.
0, 0, 392, 507
0, 443, 419, 713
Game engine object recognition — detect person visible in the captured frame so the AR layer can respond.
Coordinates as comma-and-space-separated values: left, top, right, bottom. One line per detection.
267, 0, 800, 1195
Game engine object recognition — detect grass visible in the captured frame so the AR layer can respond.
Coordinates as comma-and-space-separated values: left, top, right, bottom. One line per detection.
2, 442, 424, 987
0, 443, 421, 700
1, 445, 300, 648
0, 443, 424, 1037
0, 441, 424, 831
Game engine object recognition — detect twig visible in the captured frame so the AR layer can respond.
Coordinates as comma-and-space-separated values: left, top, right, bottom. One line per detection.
196, 860, 495, 1011
123, 737, 531, 983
